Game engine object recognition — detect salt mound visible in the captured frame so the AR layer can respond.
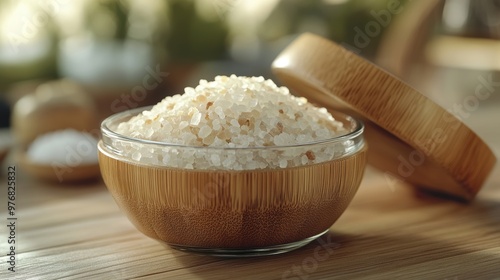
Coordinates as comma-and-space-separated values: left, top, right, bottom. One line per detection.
117, 75, 344, 146
114, 75, 350, 170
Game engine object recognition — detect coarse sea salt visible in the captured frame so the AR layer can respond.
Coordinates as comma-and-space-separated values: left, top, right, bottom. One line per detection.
27, 129, 98, 166
115, 75, 350, 170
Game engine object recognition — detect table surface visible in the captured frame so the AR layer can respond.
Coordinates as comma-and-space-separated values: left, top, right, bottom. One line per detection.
0, 108, 499, 280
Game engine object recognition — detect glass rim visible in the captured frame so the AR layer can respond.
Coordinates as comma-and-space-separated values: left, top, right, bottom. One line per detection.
101, 106, 364, 151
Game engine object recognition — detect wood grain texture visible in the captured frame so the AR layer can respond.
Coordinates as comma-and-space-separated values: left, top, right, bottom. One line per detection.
272, 33, 496, 201
0, 106, 499, 279
98, 144, 366, 248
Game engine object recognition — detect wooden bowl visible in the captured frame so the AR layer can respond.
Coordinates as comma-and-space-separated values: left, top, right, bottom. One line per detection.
18, 149, 100, 183
98, 108, 366, 256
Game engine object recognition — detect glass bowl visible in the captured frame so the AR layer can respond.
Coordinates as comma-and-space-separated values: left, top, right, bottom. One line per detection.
98, 107, 366, 257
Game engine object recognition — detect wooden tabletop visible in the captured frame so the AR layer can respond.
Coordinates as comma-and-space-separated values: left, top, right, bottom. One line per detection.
0, 107, 499, 280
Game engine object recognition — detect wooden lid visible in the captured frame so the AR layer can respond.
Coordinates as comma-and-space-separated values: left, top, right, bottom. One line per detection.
272, 33, 496, 201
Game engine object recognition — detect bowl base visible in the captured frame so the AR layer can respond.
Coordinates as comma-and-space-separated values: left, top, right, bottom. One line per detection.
166, 230, 329, 257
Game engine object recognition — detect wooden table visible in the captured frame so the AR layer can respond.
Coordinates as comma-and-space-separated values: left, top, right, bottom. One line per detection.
1, 108, 499, 280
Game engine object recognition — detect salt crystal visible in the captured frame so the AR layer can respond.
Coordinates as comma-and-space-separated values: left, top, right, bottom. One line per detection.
163, 123, 173, 133
152, 122, 161, 130
249, 99, 258, 107
199, 125, 212, 138
230, 119, 239, 127
212, 137, 225, 146
215, 106, 225, 119
162, 154, 170, 164
254, 76, 265, 83
316, 128, 330, 139
211, 154, 221, 166
207, 111, 217, 121
179, 121, 189, 130
131, 131, 142, 138
132, 152, 142, 161
190, 112, 202, 125
202, 134, 215, 145
301, 155, 308, 165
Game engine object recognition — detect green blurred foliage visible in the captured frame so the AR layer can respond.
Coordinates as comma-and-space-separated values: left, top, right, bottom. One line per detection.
260, 0, 412, 58
0, 0, 413, 90
164, 0, 229, 62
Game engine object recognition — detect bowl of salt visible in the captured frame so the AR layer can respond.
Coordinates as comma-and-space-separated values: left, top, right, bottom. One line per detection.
98, 33, 496, 257
98, 75, 366, 256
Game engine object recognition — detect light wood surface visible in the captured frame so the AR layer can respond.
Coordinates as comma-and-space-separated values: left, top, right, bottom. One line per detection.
0, 105, 499, 279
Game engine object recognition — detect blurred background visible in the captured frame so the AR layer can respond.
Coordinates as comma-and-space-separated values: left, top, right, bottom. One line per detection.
1, 0, 500, 171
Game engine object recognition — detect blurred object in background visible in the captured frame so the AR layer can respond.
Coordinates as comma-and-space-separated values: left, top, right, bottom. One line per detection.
377, 0, 500, 110
56, 0, 165, 87
19, 128, 101, 183
54, 0, 169, 119
0, 0, 413, 97
10, 79, 101, 183
157, 0, 230, 94
426, 0, 500, 107
441, 0, 500, 39
0, 0, 498, 129
0, 145, 8, 166
11, 79, 96, 148
187, 0, 414, 84
228, 0, 411, 61
0, 0, 58, 91
0, 94, 11, 128
5, 79, 45, 107
376, 0, 442, 77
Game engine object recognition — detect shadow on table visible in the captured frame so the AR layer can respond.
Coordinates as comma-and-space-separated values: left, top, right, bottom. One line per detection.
173, 230, 500, 280
172, 194, 500, 280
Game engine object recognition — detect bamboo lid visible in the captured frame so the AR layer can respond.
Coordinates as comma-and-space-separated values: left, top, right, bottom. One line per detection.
272, 33, 496, 201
